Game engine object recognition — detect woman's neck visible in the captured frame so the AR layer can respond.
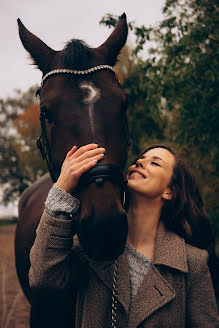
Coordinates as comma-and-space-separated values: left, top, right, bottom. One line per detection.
126, 195, 162, 257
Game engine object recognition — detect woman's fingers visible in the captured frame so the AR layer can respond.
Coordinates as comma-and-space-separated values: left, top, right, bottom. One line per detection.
66, 144, 105, 163
67, 153, 104, 182
71, 144, 99, 159
69, 147, 105, 164
76, 159, 99, 177
79, 153, 104, 167
56, 146, 105, 193
66, 145, 78, 158
68, 153, 104, 176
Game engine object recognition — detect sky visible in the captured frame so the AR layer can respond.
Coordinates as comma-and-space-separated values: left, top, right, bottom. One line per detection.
0, 0, 165, 99
0, 0, 165, 216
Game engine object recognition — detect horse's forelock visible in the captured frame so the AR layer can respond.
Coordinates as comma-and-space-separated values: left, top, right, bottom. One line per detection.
60, 39, 94, 70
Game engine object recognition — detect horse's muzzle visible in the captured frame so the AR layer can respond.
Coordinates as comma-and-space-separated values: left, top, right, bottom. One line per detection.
77, 211, 128, 261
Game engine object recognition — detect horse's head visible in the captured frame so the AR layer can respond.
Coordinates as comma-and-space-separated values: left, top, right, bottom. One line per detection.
18, 15, 129, 260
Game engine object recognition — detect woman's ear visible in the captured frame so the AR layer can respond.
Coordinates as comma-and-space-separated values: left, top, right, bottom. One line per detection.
162, 188, 173, 200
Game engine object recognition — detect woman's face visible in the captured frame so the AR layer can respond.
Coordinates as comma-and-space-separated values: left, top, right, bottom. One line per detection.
127, 147, 175, 200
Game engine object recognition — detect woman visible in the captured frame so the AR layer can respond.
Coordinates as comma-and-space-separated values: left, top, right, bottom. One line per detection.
29, 143, 218, 327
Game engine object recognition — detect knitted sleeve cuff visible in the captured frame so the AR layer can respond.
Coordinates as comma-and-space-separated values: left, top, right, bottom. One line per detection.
45, 184, 80, 219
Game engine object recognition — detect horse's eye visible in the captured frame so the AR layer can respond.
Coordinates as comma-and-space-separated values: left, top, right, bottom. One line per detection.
41, 107, 53, 123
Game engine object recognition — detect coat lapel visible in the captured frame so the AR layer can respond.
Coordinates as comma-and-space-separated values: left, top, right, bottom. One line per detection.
128, 221, 188, 327
117, 251, 132, 313
89, 251, 131, 314
74, 221, 188, 327
128, 264, 175, 327
74, 236, 131, 313
153, 221, 188, 273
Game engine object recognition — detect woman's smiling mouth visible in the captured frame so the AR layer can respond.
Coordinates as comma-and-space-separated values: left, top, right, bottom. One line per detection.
128, 170, 146, 179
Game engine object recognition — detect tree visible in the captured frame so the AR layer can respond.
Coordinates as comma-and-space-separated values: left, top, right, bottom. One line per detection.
1, 1, 218, 222
101, 2, 219, 164
13, 103, 47, 182
0, 87, 47, 204
101, 17, 168, 163
100, 1, 219, 253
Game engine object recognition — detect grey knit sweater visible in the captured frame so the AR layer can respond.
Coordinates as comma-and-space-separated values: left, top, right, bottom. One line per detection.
45, 184, 152, 300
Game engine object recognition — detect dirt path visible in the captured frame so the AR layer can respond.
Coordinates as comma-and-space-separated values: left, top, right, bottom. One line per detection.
0, 224, 30, 328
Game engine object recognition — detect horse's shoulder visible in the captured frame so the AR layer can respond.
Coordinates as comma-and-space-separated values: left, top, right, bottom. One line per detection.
18, 173, 52, 215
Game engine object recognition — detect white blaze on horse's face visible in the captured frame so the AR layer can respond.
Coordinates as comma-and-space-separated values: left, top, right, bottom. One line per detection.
80, 82, 100, 139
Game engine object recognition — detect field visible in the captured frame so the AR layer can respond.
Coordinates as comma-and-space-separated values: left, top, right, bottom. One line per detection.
0, 224, 30, 328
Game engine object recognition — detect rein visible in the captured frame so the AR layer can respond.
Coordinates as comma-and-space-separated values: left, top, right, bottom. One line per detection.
36, 65, 127, 196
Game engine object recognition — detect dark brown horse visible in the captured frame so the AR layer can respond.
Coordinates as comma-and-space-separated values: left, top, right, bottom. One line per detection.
15, 14, 129, 316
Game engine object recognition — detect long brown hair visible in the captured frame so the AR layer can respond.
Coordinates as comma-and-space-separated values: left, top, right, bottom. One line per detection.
130, 144, 218, 292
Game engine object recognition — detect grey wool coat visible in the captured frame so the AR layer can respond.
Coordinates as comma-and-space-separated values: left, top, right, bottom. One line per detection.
29, 210, 219, 328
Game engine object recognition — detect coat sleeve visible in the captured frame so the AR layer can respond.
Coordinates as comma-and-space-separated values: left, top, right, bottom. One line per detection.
186, 248, 219, 328
29, 209, 87, 290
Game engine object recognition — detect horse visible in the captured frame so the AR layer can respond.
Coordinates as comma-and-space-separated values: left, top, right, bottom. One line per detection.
15, 14, 129, 316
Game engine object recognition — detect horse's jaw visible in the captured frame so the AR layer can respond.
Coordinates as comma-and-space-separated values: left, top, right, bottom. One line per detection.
78, 211, 128, 261
77, 183, 128, 261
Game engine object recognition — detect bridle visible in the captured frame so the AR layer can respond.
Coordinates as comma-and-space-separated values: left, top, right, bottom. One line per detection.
36, 65, 118, 96
37, 107, 60, 182
37, 65, 125, 327
36, 65, 129, 195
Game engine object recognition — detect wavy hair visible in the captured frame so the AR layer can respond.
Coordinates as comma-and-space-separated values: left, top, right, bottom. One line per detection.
130, 144, 218, 292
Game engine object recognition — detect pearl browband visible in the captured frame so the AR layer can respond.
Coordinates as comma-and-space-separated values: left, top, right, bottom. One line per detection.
36, 65, 118, 95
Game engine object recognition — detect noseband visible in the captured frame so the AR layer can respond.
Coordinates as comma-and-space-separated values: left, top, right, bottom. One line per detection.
36, 65, 128, 195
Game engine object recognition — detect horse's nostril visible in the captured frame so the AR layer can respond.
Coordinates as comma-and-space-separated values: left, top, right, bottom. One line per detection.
78, 211, 128, 261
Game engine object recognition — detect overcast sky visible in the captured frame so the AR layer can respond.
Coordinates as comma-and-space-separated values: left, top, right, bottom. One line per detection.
0, 0, 165, 216
0, 0, 165, 99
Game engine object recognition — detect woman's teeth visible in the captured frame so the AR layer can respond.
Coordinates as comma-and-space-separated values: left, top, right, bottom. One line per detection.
130, 172, 145, 179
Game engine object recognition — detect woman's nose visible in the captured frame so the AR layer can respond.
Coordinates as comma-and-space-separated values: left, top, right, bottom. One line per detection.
136, 158, 144, 168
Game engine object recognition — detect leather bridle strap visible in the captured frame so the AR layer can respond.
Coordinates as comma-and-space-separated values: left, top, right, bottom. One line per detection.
79, 164, 127, 204
37, 109, 60, 182
37, 109, 127, 193
79, 164, 127, 189
36, 65, 127, 192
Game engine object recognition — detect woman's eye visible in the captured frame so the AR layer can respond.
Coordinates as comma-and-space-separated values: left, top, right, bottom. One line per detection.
151, 161, 160, 166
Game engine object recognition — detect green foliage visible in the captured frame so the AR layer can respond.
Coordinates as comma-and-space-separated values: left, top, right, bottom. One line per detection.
123, 60, 167, 164
0, 1, 218, 236
100, 2, 219, 302
100, 14, 152, 57
101, 0, 219, 249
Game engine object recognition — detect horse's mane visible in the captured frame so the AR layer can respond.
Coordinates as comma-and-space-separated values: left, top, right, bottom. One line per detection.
60, 39, 94, 70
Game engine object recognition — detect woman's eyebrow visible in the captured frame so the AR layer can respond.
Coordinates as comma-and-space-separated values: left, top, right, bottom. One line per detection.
151, 156, 165, 164
143, 155, 165, 164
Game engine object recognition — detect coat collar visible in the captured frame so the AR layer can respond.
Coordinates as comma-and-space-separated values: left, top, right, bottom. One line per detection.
74, 220, 188, 325
88, 250, 132, 314
128, 221, 188, 327
73, 237, 131, 313
128, 264, 176, 327
153, 220, 188, 273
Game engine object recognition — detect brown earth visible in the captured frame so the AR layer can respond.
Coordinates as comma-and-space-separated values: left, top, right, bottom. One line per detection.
0, 224, 30, 328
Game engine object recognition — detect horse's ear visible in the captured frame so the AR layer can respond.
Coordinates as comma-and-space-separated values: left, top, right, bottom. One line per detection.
17, 19, 56, 73
97, 13, 128, 65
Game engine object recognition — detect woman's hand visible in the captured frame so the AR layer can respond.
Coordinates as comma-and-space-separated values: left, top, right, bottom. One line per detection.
56, 144, 105, 193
